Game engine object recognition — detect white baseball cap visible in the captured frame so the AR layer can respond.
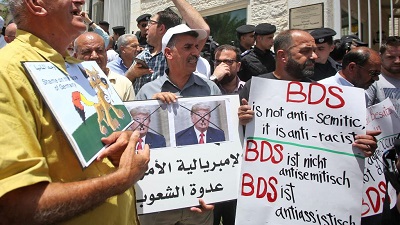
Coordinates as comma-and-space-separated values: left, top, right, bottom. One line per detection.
0, 16, 4, 29
161, 24, 207, 54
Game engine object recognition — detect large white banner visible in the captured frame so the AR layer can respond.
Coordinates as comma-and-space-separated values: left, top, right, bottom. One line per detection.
126, 95, 244, 214
236, 78, 367, 225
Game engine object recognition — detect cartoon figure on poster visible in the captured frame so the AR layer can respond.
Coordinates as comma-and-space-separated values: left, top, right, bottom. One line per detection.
72, 66, 124, 134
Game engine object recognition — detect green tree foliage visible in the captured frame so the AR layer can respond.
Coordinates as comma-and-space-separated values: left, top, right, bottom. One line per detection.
206, 12, 246, 46
0, 0, 10, 22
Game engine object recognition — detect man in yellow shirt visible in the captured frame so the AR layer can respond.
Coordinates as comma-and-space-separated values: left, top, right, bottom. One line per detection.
0, 0, 149, 224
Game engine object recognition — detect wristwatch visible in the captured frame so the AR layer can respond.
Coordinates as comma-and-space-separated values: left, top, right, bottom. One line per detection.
210, 75, 218, 82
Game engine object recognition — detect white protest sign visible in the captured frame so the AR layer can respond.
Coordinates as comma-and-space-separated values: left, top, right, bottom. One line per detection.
23, 61, 131, 167
236, 78, 366, 225
362, 98, 400, 217
128, 95, 243, 214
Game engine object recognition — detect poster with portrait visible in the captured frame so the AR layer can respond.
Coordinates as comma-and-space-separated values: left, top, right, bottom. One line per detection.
235, 77, 367, 225
125, 95, 243, 214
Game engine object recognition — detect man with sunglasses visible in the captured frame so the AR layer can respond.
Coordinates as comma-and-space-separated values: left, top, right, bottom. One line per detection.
210, 44, 245, 94
135, 13, 151, 48
319, 47, 381, 90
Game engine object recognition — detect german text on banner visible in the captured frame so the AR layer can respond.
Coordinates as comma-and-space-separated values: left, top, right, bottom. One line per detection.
236, 77, 367, 225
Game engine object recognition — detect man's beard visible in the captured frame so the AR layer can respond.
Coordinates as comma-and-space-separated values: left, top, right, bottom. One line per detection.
285, 57, 315, 80
383, 64, 400, 75
219, 73, 236, 85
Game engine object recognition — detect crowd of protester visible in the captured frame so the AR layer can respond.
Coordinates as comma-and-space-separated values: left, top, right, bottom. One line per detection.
0, 0, 399, 224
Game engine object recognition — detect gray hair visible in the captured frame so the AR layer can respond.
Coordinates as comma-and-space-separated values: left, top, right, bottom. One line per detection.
191, 103, 211, 115
117, 34, 138, 50
130, 106, 151, 117
8, 0, 26, 25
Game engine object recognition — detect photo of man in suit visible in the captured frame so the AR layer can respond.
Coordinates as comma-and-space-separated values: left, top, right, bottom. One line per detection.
130, 106, 166, 149
176, 103, 225, 146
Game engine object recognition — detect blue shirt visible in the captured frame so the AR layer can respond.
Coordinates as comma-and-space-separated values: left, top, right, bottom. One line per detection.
133, 47, 167, 94
135, 71, 222, 100
107, 57, 128, 76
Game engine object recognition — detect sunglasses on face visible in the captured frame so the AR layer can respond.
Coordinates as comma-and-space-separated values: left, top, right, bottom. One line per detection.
357, 65, 381, 77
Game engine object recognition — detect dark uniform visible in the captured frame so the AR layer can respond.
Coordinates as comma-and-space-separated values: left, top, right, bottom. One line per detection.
135, 14, 151, 47
310, 28, 341, 81
236, 24, 255, 54
238, 23, 276, 82
112, 26, 126, 51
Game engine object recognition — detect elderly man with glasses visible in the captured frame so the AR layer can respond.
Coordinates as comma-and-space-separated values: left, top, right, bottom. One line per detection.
319, 46, 381, 90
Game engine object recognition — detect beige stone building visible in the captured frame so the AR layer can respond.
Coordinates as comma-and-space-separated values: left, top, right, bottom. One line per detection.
88, 0, 400, 50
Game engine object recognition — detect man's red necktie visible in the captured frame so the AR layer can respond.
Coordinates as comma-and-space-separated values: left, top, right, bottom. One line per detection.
199, 133, 205, 144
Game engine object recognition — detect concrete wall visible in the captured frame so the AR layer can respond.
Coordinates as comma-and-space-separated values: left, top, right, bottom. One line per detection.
131, 0, 331, 34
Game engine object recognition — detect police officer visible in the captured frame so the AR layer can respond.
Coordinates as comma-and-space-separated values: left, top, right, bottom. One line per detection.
310, 28, 342, 81
112, 26, 126, 51
236, 24, 255, 53
135, 13, 151, 47
238, 23, 276, 82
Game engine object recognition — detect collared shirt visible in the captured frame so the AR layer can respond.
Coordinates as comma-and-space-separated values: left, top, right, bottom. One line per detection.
218, 76, 245, 94
107, 49, 119, 63
319, 71, 354, 87
107, 56, 128, 76
135, 70, 221, 100
0, 30, 138, 225
194, 128, 207, 143
133, 47, 167, 93
108, 69, 135, 101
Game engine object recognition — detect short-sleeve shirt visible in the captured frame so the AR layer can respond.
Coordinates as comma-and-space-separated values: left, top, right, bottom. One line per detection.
0, 30, 138, 225
133, 47, 167, 93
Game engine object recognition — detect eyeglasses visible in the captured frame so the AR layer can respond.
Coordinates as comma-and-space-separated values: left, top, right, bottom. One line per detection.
357, 65, 381, 77
140, 23, 148, 28
147, 20, 159, 27
214, 59, 237, 66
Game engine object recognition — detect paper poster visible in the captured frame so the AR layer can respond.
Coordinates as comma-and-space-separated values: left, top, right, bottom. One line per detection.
236, 78, 367, 225
127, 95, 244, 214
362, 98, 400, 218
23, 61, 131, 167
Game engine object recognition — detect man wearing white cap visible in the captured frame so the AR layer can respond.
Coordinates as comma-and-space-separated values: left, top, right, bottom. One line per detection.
136, 23, 219, 225
127, 0, 210, 94
0, 16, 6, 48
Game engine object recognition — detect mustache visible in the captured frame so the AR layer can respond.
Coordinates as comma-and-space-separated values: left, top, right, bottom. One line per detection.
304, 59, 315, 67
188, 55, 199, 63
